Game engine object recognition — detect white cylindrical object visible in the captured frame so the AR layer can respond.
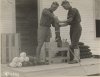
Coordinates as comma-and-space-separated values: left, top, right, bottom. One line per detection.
9, 62, 17, 67
12, 57, 19, 63
24, 57, 29, 62
20, 52, 26, 58
17, 62, 22, 67
19, 57, 25, 62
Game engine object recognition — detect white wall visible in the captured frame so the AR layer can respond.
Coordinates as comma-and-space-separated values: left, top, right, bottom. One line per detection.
39, 0, 100, 54
0, 0, 16, 33
95, 0, 100, 20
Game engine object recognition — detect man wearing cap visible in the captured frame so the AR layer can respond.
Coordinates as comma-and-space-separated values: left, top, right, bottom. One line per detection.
59, 0, 82, 64
36, 2, 59, 64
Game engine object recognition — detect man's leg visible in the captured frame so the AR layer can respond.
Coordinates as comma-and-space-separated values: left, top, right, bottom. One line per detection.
69, 29, 74, 61
44, 42, 50, 64
36, 39, 45, 62
69, 27, 82, 64
69, 45, 80, 64
44, 28, 51, 64
36, 26, 47, 63
73, 48, 80, 62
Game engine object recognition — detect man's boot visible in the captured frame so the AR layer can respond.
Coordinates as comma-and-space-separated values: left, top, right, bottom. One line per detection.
68, 48, 80, 64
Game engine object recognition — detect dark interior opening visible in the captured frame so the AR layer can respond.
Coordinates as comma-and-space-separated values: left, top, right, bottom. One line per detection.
16, 0, 38, 56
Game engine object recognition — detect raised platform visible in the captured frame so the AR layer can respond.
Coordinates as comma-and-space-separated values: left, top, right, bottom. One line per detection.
1, 58, 100, 76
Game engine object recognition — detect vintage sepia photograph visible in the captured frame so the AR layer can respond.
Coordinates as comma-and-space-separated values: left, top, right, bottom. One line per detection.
0, 0, 100, 77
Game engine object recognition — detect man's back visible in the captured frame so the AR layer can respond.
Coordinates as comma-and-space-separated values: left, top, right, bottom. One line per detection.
40, 8, 54, 27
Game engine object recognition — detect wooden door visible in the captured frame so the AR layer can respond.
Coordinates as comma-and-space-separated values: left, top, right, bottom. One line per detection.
16, 0, 38, 56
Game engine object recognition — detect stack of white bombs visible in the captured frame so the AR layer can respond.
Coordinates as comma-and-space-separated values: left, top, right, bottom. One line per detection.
9, 52, 34, 68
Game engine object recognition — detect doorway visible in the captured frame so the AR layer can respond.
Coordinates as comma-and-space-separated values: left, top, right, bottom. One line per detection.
16, 0, 38, 56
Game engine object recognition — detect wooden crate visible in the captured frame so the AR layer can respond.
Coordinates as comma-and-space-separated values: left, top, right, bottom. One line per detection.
40, 41, 70, 64
40, 42, 58, 63
1, 33, 21, 64
50, 57, 67, 64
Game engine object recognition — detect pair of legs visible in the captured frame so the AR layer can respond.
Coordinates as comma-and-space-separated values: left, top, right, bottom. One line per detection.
36, 26, 51, 63
69, 24, 82, 63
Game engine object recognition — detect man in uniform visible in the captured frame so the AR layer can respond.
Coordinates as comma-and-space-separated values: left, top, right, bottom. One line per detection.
59, 0, 82, 64
36, 2, 59, 64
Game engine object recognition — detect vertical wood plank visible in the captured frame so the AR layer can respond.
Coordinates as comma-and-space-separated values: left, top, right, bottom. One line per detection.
8, 34, 13, 62
1, 33, 20, 64
1, 34, 7, 64
14, 33, 20, 57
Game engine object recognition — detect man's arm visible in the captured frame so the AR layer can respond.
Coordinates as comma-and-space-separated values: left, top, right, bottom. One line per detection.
67, 8, 76, 24
59, 22, 69, 27
52, 16, 60, 27
59, 20, 67, 23
59, 11, 75, 27
59, 9, 76, 27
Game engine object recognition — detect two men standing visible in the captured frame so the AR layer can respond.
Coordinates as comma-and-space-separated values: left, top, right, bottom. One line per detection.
36, 0, 82, 64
